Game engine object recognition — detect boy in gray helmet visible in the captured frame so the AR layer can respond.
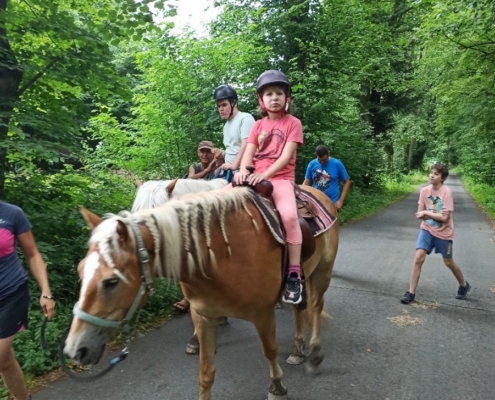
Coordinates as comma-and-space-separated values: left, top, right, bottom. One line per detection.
213, 85, 255, 172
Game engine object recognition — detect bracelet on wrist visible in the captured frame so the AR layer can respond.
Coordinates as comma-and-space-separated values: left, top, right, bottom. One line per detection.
42, 295, 55, 300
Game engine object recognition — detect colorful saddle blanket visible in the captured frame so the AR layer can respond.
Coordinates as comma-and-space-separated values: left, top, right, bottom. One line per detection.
249, 188, 337, 245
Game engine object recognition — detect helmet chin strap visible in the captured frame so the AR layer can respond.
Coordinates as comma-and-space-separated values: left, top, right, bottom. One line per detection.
258, 95, 291, 115
228, 99, 237, 118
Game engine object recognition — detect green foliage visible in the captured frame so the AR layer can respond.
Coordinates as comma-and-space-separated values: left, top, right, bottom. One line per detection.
86, 30, 271, 179
339, 171, 425, 223
414, 0, 495, 184
0, 0, 169, 194
457, 171, 495, 219
135, 279, 183, 325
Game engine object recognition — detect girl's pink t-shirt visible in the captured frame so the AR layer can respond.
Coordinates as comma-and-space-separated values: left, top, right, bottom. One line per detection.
247, 114, 303, 181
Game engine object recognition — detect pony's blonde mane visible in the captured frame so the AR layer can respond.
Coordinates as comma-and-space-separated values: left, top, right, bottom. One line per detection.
145, 187, 257, 277
91, 187, 257, 280
131, 178, 228, 212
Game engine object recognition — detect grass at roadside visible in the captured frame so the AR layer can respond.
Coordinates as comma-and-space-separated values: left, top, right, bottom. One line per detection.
339, 171, 425, 223
458, 175, 495, 221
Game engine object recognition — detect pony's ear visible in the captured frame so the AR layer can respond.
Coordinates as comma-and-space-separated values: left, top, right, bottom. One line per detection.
116, 220, 129, 243
79, 206, 102, 230
135, 179, 143, 188
166, 178, 179, 195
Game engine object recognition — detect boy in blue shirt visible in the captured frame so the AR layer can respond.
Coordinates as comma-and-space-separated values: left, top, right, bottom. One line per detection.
302, 145, 350, 210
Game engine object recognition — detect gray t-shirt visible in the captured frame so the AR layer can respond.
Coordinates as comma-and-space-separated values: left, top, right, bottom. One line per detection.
222, 111, 255, 165
0, 202, 31, 300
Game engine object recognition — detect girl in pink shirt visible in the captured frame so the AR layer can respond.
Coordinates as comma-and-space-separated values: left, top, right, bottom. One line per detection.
234, 70, 304, 305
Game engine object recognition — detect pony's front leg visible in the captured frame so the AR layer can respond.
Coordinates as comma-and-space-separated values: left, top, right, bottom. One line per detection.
287, 307, 306, 365
191, 309, 219, 400
253, 309, 287, 400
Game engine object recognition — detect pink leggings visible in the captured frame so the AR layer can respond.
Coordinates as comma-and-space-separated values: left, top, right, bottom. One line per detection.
225, 179, 302, 244
270, 180, 302, 245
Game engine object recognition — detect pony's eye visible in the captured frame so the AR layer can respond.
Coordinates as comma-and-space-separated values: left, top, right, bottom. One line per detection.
102, 277, 120, 289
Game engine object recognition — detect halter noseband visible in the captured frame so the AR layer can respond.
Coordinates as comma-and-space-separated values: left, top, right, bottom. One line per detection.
73, 218, 154, 330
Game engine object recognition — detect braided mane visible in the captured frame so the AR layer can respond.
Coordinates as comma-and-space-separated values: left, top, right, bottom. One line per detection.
91, 187, 257, 279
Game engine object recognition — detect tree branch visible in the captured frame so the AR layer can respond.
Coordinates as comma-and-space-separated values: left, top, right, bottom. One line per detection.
16, 57, 59, 97
443, 33, 495, 55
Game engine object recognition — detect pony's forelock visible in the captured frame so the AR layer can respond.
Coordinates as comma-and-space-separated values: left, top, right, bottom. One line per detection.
89, 217, 122, 270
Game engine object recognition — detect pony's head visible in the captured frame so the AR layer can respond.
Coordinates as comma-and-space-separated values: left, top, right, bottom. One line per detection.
64, 207, 157, 365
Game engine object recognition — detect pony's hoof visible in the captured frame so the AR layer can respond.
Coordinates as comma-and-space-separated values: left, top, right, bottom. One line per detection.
185, 335, 199, 355
305, 360, 321, 375
267, 381, 287, 400
267, 394, 288, 400
286, 353, 306, 365
185, 343, 199, 355
305, 353, 324, 375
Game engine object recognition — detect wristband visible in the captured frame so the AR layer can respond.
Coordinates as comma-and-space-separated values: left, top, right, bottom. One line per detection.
42, 295, 55, 300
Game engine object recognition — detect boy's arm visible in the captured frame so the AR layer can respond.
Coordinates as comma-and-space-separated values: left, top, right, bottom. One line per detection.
229, 116, 255, 170
335, 179, 351, 210
416, 203, 450, 222
302, 161, 313, 186
415, 203, 427, 220
421, 209, 450, 222
230, 139, 247, 170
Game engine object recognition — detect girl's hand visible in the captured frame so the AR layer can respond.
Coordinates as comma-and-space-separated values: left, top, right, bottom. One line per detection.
40, 296, 56, 320
234, 168, 250, 184
248, 172, 268, 185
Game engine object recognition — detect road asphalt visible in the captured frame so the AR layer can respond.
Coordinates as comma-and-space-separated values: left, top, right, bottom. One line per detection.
34, 173, 495, 400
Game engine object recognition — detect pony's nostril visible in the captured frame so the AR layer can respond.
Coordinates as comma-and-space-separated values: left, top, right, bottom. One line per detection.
76, 347, 88, 362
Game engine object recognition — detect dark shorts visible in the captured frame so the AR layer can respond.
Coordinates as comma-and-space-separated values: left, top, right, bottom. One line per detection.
416, 229, 453, 259
0, 281, 30, 339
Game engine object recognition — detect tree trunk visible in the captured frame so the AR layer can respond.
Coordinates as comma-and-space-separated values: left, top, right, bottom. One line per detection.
0, 0, 23, 196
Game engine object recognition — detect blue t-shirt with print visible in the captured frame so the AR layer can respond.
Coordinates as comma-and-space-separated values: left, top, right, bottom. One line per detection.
304, 158, 349, 203
0, 202, 31, 301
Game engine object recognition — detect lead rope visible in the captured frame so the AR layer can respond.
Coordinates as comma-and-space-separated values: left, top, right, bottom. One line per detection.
41, 312, 142, 382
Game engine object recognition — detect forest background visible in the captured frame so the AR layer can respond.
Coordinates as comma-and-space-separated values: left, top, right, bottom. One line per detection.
1, 0, 495, 391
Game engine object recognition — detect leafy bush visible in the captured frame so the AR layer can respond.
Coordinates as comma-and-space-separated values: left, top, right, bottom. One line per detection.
339, 171, 425, 223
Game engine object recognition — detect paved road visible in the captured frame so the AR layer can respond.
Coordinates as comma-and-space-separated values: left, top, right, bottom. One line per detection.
35, 174, 495, 400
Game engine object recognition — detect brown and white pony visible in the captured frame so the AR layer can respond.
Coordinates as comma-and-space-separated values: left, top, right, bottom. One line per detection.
64, 186, 338, 400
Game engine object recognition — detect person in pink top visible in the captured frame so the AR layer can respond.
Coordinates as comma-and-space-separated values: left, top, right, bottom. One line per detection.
400, 163, 470, 304
234, 70, 304, 304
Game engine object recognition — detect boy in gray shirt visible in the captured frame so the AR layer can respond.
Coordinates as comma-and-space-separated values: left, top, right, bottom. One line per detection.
213, 84, 255, 172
